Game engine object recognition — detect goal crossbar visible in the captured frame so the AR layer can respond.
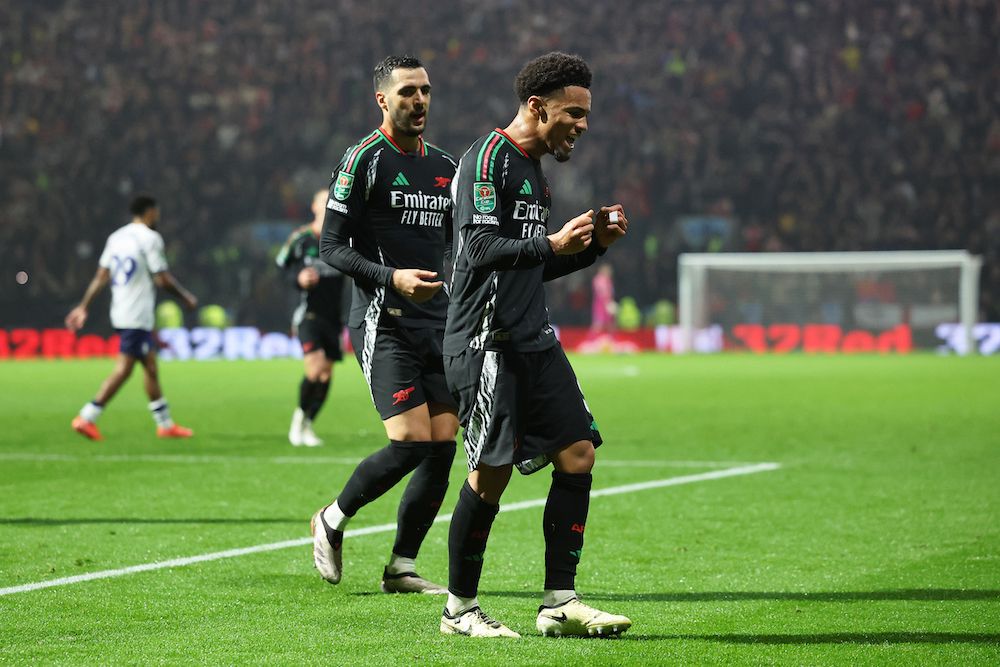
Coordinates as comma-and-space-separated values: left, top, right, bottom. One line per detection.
678, 250, 983, 354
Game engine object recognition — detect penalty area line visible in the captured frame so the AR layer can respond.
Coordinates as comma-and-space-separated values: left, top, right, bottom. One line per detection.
0, 463, 780, 597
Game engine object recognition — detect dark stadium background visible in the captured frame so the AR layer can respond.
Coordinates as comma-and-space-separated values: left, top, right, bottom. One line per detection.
3, 0, 998, 335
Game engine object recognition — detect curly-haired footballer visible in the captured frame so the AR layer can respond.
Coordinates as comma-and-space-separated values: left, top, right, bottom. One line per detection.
440, 52, 632, 638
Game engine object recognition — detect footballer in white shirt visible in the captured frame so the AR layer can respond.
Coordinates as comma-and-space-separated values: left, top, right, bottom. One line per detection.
65, 196, 198, 441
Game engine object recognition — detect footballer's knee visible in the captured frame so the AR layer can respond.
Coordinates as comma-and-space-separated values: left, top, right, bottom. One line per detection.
551, 439, 595, 475
469, 464, 512, 504
112, 358, 136, 381
303, 351, 330, 382
313, 361, 333, 383
428, 403, 460, 441
383, 404, 433, 442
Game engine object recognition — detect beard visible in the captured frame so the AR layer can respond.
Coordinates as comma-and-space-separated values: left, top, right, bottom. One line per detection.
390, 106, 425, 137
553, 149, 571, 163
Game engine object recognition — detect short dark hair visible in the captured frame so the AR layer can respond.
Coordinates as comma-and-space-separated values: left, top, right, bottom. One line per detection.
514, 52, 592, 104
373, 55, 423, 92
129, 195, 157, 217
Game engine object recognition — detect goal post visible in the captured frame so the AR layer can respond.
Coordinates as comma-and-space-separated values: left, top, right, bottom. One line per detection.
678, 251, 983, 355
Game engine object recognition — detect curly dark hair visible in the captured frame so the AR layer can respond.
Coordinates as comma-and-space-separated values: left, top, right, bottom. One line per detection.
513, 52, 592, 104
373, 55, 424, 92
129, 195, 157, 217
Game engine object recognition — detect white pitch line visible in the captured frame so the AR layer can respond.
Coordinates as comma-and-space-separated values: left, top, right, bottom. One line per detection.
0, 453, 757, 468
0, 453, 366, 465
0, 463, 780, 597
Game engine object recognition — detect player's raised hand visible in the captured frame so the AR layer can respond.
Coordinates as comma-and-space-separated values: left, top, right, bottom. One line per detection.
65, 306, 88, 332
595, 205, 627, 248
548, 209, 595, 255
392, 268, 443, 303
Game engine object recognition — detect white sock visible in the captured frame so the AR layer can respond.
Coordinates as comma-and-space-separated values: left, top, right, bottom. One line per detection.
80, 401, 103, 423
386, 553, 415, 575
446, 594, 478, 616
543, 589, 577, 608
323, 500, 351, 531
148, 398, 174, 428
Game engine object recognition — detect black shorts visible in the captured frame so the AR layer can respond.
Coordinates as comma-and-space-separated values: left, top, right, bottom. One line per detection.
445, 343, 602, 475
296, 313, 344, 362
349, 324, 456, 421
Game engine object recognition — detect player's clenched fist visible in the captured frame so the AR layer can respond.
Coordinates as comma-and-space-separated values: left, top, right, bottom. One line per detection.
392, 268, 443, 303
595, 205, 628, 248
548, 209, 595, 255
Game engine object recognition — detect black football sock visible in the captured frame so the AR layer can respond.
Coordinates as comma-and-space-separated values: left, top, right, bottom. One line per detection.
337, 441, 425, 517
393, 440, 456, 559
299, 378, 315, 413
543, 470, 592, 592
305, 379, 330, 420
448, 480, 499, 598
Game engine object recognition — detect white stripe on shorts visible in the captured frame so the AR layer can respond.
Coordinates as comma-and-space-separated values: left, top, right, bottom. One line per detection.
360, 285, 385, 407
464, 350, 499, 471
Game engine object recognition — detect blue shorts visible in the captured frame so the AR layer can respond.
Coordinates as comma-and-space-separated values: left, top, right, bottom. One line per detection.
117, 329, 155, 359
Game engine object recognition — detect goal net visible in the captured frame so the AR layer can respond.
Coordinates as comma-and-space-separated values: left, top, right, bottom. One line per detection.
678, 251, 982, 354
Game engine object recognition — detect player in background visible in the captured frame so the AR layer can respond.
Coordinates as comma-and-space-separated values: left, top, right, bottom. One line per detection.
590, 264, 616, 332
276, 189, 347, 447
440, 52, 631, 638
311, 55, 458, 594
66, 195, 198, 441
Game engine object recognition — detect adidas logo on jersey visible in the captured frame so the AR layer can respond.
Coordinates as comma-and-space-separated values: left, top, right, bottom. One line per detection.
393, 173, 410, 186
519, 179, 532, 195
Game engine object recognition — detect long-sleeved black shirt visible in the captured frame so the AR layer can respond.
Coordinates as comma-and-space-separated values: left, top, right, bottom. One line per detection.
275, 225, 345, 327
444, 128, 604, 356
320, 128, 456, 330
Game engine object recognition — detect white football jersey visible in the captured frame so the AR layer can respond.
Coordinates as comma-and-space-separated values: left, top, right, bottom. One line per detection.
98, 222, 169, 330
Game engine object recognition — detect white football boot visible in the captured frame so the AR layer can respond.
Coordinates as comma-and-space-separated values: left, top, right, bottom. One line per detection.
300, 418, 324, 447
440, 607, 521, 638
310, 506, 343, 584
289, 408, 305, 446
380, 568, 448, 594
536, 598, 631, 637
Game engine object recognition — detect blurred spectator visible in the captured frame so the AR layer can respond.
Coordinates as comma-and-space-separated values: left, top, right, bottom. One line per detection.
1, 0, 998, 329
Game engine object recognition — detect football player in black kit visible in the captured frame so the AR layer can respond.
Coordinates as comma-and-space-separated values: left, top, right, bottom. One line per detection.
440, 52, 632, 638
312, 55, 458, 594
276, 189, 346, 447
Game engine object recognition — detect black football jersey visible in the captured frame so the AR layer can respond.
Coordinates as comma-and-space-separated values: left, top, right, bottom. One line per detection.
444, 129, 603, 357
320, 128, 456, 330
275, 225, 345, 326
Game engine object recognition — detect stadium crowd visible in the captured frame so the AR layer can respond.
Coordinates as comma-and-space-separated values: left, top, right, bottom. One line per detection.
2, 0, 999, 330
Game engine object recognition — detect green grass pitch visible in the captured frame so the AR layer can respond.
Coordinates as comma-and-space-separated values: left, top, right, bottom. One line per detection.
1, 353, 998, 666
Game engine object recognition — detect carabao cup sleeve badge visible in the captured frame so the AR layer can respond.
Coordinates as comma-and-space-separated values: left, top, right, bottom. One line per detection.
474, 182, 497, 213
333, 171, 355, 201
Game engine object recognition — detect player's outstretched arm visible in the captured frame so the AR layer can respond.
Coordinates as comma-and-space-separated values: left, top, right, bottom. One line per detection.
391, 269, 443, 303
153, 271, 198, 310
594, 205, 628, 248
65, 267, 111, 332
547, 210, 595, 255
